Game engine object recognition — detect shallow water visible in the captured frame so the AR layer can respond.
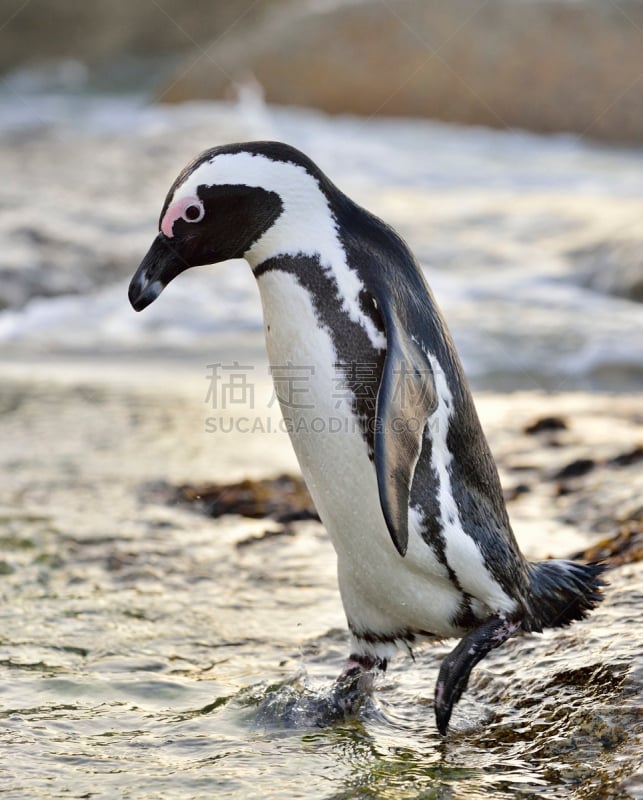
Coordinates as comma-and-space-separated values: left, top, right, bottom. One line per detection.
0, 367, 640, 799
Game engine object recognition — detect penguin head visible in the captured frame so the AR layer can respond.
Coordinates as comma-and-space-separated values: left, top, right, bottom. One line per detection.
128, 141, 338, 311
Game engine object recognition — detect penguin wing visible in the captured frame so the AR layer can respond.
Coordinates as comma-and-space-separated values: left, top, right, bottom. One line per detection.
374, 314, 437, 557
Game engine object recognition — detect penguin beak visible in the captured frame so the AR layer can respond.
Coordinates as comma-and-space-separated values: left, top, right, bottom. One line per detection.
128, 234, 189, 312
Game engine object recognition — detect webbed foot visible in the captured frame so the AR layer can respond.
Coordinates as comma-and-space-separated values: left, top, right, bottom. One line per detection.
435, 613, 521, 735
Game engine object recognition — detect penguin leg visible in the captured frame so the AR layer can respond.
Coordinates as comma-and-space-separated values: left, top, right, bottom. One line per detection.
434, 613, 522, 735
339, 652, 383, 676
330, 653, 383, 714
336, 653, 381, 691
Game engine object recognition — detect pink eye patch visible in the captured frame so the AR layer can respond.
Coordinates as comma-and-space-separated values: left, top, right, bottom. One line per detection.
161, 195, 204, 238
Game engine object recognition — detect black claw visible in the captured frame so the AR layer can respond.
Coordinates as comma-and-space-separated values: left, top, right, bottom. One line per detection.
434, 613, 521, 735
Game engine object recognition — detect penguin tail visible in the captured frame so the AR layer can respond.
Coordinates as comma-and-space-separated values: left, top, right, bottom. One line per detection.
525, 559, 607, 632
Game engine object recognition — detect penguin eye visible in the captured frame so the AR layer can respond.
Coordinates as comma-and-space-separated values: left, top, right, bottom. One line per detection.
182, 203, 204, 223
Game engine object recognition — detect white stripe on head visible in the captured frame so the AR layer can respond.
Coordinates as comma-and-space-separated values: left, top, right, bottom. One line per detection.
169, 151, 386, 350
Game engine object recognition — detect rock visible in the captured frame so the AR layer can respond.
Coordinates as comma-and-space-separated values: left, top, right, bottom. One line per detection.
609, 446, 643, 468
554, 447, 643, 482
571, 523, 642, 568
161, 0, 643, 142
570, 239, 643, 303
235, 527, 296, 549
524, 416, 568, 435
171, 473, 319, 524
555, 458, 596, 480
504, 483, 530, 503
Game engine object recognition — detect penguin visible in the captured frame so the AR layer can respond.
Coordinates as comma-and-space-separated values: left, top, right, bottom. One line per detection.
128, 141, 605, 734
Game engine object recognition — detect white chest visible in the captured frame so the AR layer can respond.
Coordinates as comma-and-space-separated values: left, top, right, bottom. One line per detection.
257, 270, 378, 543
256, 270, 463, 639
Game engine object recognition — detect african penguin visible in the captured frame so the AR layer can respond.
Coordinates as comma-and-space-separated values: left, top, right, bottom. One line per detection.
128, 141, 605, 734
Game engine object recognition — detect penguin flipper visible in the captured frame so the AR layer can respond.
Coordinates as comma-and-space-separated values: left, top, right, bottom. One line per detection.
375, 324, 437, 557
434, 613, 522, 735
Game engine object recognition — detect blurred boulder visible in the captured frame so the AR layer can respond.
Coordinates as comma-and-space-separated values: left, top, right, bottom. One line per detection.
570, 240, 643, 303
161, 0, 643, 142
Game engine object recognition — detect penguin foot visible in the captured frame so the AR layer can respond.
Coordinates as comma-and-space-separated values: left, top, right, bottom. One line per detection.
434, 613, 522, 735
